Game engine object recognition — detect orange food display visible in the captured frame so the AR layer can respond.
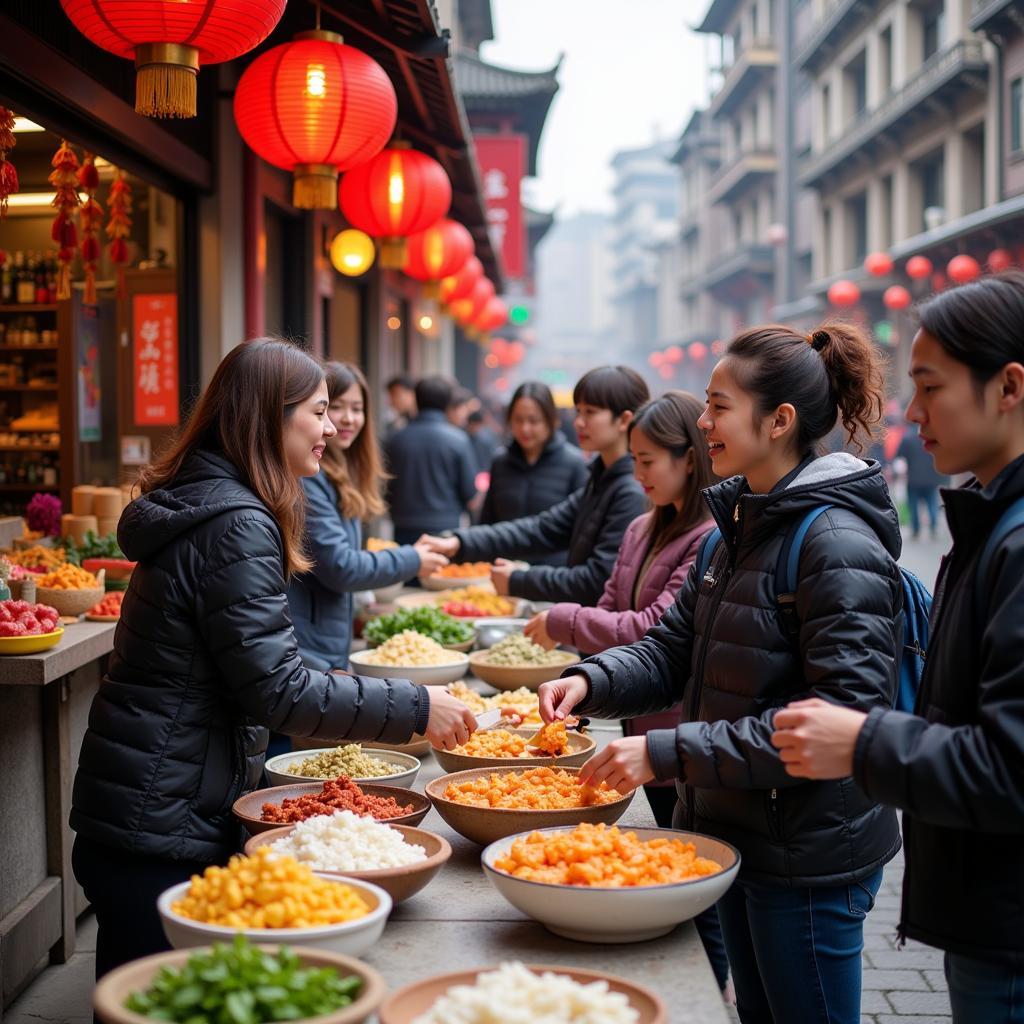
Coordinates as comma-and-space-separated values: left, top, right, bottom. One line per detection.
443, 766, 621, 809
528, 721, 569, 756
494, 822, 724, 887
452, 722, 570, 759
434, 562, 492, 578
88, 591, 124, 618
35, 564, 99, 589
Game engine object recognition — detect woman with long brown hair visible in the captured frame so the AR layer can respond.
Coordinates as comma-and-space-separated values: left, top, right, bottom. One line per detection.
288, 361, 447, 670
70, 339, 476, 980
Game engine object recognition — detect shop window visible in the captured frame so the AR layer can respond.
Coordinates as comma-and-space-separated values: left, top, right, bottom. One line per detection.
963, 124, 985, 214
921, 2, 945, 63
1012, 78, 1023, 155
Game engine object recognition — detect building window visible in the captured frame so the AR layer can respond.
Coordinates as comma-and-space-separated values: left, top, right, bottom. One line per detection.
733, 209, 744, 247
845, 191, 869, 267
879, 175, 893, 250
844, 50, 868, 122
879, 26, 893, 96
823, 206, 833, 277
1012, 77, 1023, 154
822, 83, 832, 142
914, 148, 946, 231
922, 2, 945, 62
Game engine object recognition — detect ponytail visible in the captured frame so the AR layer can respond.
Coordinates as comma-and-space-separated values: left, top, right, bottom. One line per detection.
727, 321, 886, 453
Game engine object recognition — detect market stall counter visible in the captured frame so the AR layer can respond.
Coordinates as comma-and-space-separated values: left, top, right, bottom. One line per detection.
0, 621, 115, 1008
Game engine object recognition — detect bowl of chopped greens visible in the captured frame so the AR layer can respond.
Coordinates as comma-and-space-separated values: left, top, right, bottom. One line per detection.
93, 935, 386, 1024
363, 607, 475, 652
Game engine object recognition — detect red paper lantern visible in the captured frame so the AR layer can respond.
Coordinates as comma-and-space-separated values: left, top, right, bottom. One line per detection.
440, 256, 483, 305
947, 255, 981, 284
235, 31, 397, 210
664, 345, 684, 364
711, 340, 726, 357
828, 279, 861, 307
475, 297, 508, 334
505, 341, 525, 366
339, 144, 452, 268
906, 255, 933, 281
450, 278, 495, 326
494, 376, 510, 392
883, 285, 912, 311
658, 364, 674, 380
864, 252, 894, 277
404, 218, 474, 295
931, 272, 947, 292
689, 342, 709, 361
648, 351, 665, 368
988, 248, 1013, 273
60, 0, 285, 118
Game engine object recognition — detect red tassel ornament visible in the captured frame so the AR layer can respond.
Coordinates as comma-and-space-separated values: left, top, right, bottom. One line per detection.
105, 168, 132, 297
78, 152, 103, 304
0, 107, 19, 219
49, 140, 81, 300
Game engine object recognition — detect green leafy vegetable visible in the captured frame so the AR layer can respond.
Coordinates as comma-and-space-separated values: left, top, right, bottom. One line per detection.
59, 530, 124, 566
363, 606, 474, 647
124, 935, 362, 1023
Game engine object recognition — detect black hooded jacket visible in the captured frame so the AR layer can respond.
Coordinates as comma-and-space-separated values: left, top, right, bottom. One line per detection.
71, 451, 429, 863
854, 453, 1024, 966
571, 454, 903, 886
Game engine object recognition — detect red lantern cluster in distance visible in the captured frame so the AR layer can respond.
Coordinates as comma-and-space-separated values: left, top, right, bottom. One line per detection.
905, 255, 933, 280
688, 342, 709, 362
475, 297, 508, 334
491, 338, 523, 368
828, 279, 861, 307
864, 252, 894, 277
947, 255, 981, 284
60, 0, 286, 118
235, 31, 397, 209
664, 345, 684, 364
441, 256, 483, 305
988, 249, 1013, 273
404, 219, 474, 284
450, 278, 494, 326
339, 145, 452, 268
883, 286, 912, 311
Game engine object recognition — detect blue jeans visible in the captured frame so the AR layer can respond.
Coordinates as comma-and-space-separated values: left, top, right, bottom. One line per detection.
945, 952, 1024, 1023
907, 485, 940, 535
716, 869, 882, 1024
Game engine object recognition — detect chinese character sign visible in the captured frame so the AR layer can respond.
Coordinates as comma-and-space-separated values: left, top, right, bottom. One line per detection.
474, 135, 526, 279
133, 293, 180, 426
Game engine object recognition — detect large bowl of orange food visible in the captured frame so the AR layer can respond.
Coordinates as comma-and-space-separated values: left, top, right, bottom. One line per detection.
422, 561, 493, 591
424, 765, 633, 845
481, 822, 740, 943
431, 723, 596, 773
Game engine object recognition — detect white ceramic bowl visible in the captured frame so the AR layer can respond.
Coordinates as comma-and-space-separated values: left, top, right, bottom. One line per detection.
264, 748, 420, 789
481, 826, 740, 943
421, 573, 491, 591
348, 649, 469, 685
157, 875, 392, 957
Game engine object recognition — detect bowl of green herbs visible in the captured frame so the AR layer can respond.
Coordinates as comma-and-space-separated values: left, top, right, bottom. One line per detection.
93, 936, 386, 1024
363, 606, 475, 652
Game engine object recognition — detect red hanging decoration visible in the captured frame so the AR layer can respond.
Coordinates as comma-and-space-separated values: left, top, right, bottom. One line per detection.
658, 364, 674, 380
864, 252, 894, 277
49, 140, 80, 300
449, 277, 494, 327
648, 351, 664, 368
0, 107, 18, 220
905, 255, 933, 281
883, 285, 912, 311
689, 342, 709, 362
711, 340, 726, 357
987, 249, 1013, 273
474, 297, 508, 335
234, 31, 397, 210
339, 144, 452, 269
664, 344, 684, 364
106, 168, 133, 298
827, 279, 861, 307
947, 254, 981, 284
59, 0, 286, 118
403, 219, 474, 296
77, 153, 102, 304
440, 256, 483, 305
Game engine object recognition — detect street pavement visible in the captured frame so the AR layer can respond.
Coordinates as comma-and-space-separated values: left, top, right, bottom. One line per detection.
5, 528, 955, 1024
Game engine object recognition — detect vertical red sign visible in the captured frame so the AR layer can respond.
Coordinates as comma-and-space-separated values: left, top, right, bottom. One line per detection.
474, 134, 526, 279
133, 293, 180, 426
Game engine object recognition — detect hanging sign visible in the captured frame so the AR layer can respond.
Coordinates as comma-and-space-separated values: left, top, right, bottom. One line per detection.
474, 134, 526, 279
133, 292, 179, 426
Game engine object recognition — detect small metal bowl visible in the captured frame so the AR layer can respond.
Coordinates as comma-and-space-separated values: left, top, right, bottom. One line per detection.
474, 617, 531, 649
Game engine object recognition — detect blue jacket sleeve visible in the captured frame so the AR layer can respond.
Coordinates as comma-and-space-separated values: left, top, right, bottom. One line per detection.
303, 474, 420, 594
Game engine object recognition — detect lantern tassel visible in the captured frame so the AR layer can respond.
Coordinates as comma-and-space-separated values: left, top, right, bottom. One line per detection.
292, 164, 338, 210
134, 44, 200, 118
380, 237, 407, 270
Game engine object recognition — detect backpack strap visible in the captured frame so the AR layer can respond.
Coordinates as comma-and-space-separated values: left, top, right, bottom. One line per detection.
975, 494, 1024, 616
695, 526, 723, 585
776, 504, 833, 634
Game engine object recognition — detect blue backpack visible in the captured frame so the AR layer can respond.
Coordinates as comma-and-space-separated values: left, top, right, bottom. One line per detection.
696, 505, 932, 713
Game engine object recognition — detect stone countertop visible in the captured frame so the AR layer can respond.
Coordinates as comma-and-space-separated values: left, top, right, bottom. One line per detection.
0, 620, 116, 686
357, 741, 731, 1023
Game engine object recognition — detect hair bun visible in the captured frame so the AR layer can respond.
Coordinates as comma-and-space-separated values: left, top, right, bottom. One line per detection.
810, 329, 831, 351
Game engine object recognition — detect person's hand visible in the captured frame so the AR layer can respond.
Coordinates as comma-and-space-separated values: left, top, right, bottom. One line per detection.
490, 558, 516, 596
413, 543, 449, 578
577, 737, 654, 794
538, 673, 589, 723
771, 697, 868, 779
523, 610, 556, 650
417, 534, 460, 558
423, 686, 477, 750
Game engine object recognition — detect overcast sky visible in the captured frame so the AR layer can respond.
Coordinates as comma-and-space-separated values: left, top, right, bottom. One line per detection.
481, 0, 712, 215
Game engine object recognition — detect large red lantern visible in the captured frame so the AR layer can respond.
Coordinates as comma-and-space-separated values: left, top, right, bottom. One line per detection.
906, 255, 933, 281
450, 278, 494, 326
60, 0, 286, 118
440, 256, 483, 305
664, 345, 684, 364
828, 279, 861, 307
883, 285, 912, 311
947, 255, 981, 284
235, 31, 397, 210
403, 218, 474, 295
988, 249, 1013, 273
339, 144, 452, 268
658, 364, 674, 380
864, 252, 894, 277
689, 342, 709, 362
475, 297, 508, 334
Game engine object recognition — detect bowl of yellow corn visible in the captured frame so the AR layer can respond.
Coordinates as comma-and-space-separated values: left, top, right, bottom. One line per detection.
156, 847, 392, 957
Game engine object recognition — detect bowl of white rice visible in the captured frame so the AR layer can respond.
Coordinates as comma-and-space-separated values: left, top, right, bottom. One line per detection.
244, 809, 452, 904
377, 961, 666, 1024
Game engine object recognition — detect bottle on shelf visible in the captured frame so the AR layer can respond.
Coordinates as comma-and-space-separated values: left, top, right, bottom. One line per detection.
16, 252, 35, 305
0, 255, 11, 304
34, 257, 48, 305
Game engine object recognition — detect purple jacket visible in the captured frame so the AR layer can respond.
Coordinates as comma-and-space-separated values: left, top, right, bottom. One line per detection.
546, 514, 715, 747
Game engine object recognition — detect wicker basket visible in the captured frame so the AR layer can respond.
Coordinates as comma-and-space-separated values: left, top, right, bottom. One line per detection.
35, 585, 105, 617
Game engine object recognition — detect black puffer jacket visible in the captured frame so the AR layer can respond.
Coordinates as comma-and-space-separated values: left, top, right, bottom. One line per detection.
479, 435, 588, 566
854, 453, 1024, 966
455, 454, 647, 605
71, 451, 430, 863
572, 454, 903, 886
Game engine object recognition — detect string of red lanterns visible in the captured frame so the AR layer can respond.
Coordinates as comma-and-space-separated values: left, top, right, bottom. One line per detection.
403, 218, 475, 297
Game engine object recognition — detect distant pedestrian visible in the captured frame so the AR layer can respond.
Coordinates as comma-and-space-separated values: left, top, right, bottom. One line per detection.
385, 375, 478, 545
384, 374, 417, 439
897, 426, 947, 538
